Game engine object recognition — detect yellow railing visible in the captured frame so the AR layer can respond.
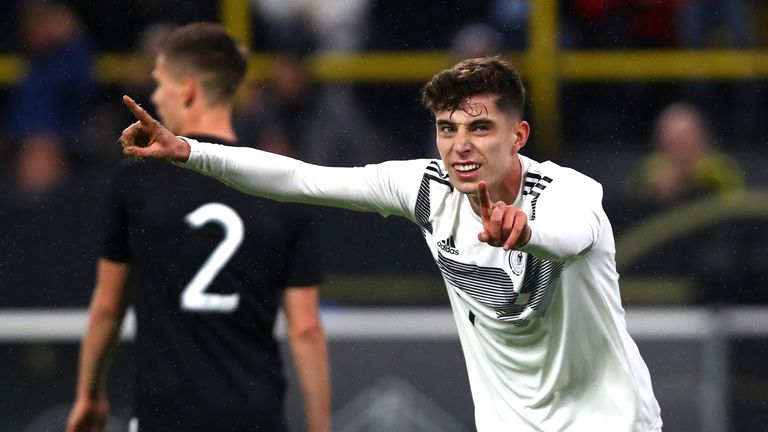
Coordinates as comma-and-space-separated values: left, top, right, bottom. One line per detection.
2, 0, 765, 156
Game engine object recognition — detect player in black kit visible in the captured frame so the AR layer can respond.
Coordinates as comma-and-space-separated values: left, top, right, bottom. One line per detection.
67, 23, 330, 432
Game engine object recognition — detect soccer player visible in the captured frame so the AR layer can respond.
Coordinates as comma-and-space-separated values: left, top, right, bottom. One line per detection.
119, 56, 662, 431
67, 23, 329, 432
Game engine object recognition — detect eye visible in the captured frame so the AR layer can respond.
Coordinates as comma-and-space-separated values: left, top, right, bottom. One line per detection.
472, 123, 492, 133
438, 124, 456, 134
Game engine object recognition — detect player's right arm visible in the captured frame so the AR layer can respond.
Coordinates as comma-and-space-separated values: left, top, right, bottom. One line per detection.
120, 95, 425, 220
67, 259, 131, 432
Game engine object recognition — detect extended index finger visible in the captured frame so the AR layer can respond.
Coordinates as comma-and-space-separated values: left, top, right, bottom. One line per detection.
122, 95, 157, 128
477, 181, 493, 222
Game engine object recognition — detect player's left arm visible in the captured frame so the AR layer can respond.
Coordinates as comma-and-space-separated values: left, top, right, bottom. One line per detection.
477, 176, 603, 260
520, 175, 604, 261
283, 287, 330, 432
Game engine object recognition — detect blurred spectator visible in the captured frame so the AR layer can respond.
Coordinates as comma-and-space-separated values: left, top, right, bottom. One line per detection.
75, 22, 178, 170
628, 102, 744, 206
84, 0, 213, 51
565, 0, 736, 48
566, 0, 755, 49
11, 134, 69, 199
676, 0, 761, 142
251, 0, 372, 52
450, 23, 504, 60
565, 0, 762, 142
488, 0, 528, 49
235, 52, 316, 158
566, 0, 667, 48
0, 1, 102, 307
303, 83, 383, 165
0, 0, 95, 168
236, 49, 382, 165
366, 2, 491, 50
678, 0, 752, 47
0, 133, 97, 308
245, 0, 381, 165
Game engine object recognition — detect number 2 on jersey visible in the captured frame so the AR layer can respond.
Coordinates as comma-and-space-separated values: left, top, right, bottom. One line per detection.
181, 203, 244, 313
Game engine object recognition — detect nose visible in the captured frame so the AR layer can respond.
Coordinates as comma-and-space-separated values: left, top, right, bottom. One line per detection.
454, 127, 471, 153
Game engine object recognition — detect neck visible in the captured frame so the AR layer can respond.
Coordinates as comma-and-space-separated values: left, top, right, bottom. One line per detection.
469, 156, 523, 214
178, 106, 236, 141
498, 159, 524, 204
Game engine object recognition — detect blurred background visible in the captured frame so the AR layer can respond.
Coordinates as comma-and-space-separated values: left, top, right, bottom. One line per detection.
1, 0, 767, 430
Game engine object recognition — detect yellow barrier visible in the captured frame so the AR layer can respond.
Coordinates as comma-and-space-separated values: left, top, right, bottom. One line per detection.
3, 0, 764, 156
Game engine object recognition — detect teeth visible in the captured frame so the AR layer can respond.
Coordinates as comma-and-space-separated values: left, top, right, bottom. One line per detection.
455, 164, 480, 172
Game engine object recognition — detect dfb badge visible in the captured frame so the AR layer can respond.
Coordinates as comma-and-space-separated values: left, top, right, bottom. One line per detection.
508, 250, 525, 276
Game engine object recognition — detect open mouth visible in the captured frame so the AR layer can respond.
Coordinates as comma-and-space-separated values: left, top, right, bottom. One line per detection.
454, 163, 480, 173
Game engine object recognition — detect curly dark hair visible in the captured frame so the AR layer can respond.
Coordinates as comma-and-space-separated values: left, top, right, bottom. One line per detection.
161, 22, 248, 105
421, 56, 525, 118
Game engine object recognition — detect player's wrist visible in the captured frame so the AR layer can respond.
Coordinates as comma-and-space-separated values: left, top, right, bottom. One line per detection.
517, 224, 532, 248
175, 137, 192, 162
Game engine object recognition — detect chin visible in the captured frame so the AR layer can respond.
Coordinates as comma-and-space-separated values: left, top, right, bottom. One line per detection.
165, 122, 181, 136
454, 181, 478, 195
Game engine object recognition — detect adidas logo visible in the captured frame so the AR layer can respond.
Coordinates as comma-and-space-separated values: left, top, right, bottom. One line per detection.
437, 235, 459, 255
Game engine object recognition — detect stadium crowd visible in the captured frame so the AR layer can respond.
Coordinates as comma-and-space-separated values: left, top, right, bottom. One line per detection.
1, 0, 767, 307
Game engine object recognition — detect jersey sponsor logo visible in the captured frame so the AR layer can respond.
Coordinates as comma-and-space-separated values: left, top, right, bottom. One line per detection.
437, 235, 459, 255
508, 250, 525, 276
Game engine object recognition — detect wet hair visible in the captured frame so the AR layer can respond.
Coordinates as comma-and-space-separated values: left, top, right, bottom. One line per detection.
421, 56, 525, 118
160, 22, 248, 105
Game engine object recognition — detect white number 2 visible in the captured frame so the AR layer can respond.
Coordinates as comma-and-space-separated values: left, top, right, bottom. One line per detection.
181, 203, 244, 313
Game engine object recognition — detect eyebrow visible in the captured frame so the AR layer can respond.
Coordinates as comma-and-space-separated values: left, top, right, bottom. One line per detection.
468, 118, 494, 127
435, 118, 494, 127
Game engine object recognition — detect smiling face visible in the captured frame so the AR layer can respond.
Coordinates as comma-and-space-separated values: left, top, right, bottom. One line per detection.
435, 93, 530, 205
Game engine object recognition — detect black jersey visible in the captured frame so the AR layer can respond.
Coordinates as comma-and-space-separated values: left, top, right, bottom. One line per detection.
101, 136, 322, 431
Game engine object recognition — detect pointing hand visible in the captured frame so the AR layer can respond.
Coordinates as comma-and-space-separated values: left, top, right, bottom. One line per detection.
119, 95, 191, 163
477, 181, 531, 250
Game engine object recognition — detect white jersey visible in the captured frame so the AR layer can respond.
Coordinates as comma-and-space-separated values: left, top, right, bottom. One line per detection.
182, 140, 663, 432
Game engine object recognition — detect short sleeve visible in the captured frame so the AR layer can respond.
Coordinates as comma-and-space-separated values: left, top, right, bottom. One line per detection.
282, 204, 324, 288
100, 164, 132, 262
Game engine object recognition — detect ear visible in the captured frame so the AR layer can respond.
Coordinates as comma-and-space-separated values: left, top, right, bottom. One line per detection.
512, 120, 530, 153
181, 77, 197, 108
